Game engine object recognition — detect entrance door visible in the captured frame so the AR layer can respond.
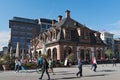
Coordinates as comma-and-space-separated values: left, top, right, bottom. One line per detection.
86, 50, 90, 63
80, 49, 84, 60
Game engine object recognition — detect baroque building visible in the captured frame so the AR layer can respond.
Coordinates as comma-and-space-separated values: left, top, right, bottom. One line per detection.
31, 10, 106, 62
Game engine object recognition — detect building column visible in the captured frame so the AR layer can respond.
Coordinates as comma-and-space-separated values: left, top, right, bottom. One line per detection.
51, 48, 53, 60
84, 48, 86, 61
57, 45, 61, 60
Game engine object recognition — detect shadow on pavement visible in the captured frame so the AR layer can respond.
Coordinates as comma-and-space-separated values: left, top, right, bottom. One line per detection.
53, 74, 108, 80
84, 74, 108, 77
19, 70, 37, 73
55, 71, 68, 73
97, 69, 116, 72
59, 72, 75, 75
53, 76, 80, 80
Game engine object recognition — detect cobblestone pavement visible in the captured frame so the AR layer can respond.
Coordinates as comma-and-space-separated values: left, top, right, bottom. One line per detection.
0, 64, 120, 80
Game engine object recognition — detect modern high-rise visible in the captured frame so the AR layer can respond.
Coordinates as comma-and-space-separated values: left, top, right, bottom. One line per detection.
100, 31, 114, 52
9, 17, 53, 57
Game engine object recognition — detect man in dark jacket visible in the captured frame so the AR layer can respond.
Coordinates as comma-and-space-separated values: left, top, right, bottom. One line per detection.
76, 58, 83, 77
39, 58, 50, 80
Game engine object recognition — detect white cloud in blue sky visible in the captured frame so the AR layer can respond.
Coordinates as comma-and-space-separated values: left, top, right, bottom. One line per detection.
109, 20, 120, 38
109, 20, 120, 26
0, 31, 10, 51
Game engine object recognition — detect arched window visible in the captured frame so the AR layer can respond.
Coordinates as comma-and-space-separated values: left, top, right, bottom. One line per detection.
52, 48, 57, 61
47, 49, 51, 58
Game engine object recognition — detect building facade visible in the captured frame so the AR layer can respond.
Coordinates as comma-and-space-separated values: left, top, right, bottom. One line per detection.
31, 10, 106, 62
114, 38, 120, 59
9, 17, 52, 57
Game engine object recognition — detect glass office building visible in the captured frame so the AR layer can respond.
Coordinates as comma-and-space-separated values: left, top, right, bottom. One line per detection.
9, 17, 53, 57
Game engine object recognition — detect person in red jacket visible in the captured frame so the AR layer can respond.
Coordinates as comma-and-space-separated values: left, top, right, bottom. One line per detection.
92, 57, 97, 72
91, 58, 94, 70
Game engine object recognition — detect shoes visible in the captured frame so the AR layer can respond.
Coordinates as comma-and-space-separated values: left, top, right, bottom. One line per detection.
76, 73, 78, 77
93, 70, 96, 72
38, 78, 42, 80
80, 75, 82, 77
39, 78, 50, 80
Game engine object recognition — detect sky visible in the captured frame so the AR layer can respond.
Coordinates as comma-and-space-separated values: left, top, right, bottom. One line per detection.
0, 0, 120, 51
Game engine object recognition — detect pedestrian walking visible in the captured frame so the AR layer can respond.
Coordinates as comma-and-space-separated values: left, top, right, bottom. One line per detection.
91, 58, 94, 70
14, 58, 19, 72
48, 58, 55, 75
39, 58, 50, 80
92, 57, 97, 72
76, 58, 82, 77
17, 59, 22, 72
112, 57, 116, 67
14, 58, 21, 72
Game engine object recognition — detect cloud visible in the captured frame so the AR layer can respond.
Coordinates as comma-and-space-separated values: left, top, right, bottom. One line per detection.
108, 20, 120, 38
109, 20, 120, 27
109, 30, 120, 38
0, 31, 10, 51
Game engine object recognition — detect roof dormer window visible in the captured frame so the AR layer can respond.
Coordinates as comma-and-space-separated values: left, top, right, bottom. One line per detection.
66, 30, 71, 40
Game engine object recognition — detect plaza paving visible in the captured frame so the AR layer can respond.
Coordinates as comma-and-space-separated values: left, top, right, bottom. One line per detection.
0, 64, 120, 80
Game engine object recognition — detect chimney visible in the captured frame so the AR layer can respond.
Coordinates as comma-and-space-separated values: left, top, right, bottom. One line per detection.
58, 15, 62, 22
52, 19, 56, 26
65, 10, 70, 18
